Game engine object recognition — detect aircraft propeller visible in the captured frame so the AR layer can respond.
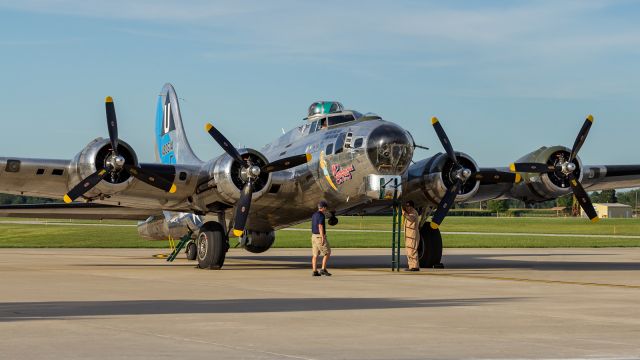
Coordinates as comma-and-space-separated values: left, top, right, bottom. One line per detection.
510, 115, 599, 222
429, 117, 521, 229
63, 97, 177, 203
205, 123, 311, 237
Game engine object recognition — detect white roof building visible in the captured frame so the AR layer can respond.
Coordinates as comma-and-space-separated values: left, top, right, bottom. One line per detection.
581, 203, 633, 219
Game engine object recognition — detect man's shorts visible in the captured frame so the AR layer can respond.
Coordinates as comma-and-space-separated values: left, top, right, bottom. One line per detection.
311, 234, 331, 256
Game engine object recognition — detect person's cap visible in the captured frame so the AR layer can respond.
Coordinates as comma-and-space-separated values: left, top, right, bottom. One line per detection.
318, 200, 328, 209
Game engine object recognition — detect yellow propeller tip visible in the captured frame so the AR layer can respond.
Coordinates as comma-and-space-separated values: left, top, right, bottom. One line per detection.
431, 117, 439, 125
63, 195, 72, 204
232, 229, 244, 237
591, 217, 600, 223
306, 153, 312, 162
515, 173, 522, 183
509, 163, 516, 172
205, 123, 213, 132
105, 96, 113, 103
587, 114, 594, 122
430, 222, 439, 230
169, 184, 177, 193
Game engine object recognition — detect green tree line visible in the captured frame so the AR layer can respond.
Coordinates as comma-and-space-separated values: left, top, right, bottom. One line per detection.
0, 193, 58, 205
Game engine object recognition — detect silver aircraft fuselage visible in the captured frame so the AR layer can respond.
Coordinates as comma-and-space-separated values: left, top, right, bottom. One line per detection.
186, 111, 415, 234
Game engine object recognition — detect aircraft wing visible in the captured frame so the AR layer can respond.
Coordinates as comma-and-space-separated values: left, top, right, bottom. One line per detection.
1, 158, 71, 199
581, 164, 640, 191
0, 203, 161, 221
0, 156, 200, 212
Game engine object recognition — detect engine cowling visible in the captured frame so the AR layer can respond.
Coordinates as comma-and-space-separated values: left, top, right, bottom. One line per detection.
405, 151, 480, 206
509, 145, 582, 202
208, 148, 273, 204
68, 138, 138, 199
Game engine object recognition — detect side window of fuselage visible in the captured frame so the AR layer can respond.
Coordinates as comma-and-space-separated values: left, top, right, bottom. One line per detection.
325, 143, 334, 155
334, 132, 346, 154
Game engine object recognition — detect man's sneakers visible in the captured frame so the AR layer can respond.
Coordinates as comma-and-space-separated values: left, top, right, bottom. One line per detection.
403, 268, 420, 272
319, 269, 332, 276
313, 269, 332, 276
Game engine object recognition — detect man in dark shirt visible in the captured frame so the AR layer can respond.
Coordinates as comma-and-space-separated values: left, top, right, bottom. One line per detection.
311, 200, 332, 276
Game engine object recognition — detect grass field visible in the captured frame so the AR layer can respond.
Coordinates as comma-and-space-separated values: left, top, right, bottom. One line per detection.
1, 216, 640, 248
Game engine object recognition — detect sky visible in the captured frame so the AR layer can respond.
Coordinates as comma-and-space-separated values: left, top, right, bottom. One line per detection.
1, 0, 639, 167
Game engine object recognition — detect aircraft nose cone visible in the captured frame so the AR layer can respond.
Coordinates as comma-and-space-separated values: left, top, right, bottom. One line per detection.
366, 124, 413, 174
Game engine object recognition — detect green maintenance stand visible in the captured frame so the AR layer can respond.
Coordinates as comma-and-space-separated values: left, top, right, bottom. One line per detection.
383, 178, 402, 272
166, 230, 194, 262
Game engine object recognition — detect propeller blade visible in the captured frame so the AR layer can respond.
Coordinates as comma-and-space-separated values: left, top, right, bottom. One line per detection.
262, 153, 312, 173
63, 169, 109, 203
430, 179, 462, 229
105, 96, 119, 154
568, 173, 599, 222
569, 115, 594, 162
231, 179, 253, 237
205, 123, 244, 164
509, 162, 556, 173
474, 170, 521, 184
124, 164, 177, 193
431, 117, 458, 166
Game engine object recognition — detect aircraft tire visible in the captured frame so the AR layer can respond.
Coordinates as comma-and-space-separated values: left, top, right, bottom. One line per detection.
418, 222, 443, 268
185, 241, 197, 261
196, 222, 229, 270
244, 231, 275, 254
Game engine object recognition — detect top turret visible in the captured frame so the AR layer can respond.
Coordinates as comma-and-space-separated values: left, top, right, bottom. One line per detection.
306, 101, 344, 119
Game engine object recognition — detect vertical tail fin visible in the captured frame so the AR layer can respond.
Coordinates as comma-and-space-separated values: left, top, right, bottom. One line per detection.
155, 83, 202, 165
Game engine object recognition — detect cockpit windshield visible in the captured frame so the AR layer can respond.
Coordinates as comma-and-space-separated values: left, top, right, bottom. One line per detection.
327, 114, 355, 127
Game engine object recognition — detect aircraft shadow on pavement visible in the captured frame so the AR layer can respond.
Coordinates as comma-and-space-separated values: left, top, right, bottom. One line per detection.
0, 297, 517, 322
74, 253, 640, 271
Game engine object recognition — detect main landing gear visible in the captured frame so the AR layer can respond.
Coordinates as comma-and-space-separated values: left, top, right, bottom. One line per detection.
418, 222, 444, 268
196, 221, 229, 270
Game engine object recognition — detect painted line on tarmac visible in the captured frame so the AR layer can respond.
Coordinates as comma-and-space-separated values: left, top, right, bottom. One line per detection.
3, 220, 639, 239
282, 228, 640, 239
418, 272, 640, 290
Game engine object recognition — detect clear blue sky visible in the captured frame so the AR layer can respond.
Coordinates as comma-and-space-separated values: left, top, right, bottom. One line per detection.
1, 1, 639, 167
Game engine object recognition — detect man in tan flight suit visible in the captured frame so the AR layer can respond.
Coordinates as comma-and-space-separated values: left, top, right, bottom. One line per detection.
402, 200, 420, 271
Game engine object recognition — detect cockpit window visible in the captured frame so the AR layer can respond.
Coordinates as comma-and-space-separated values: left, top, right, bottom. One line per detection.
309, 120, 318, 133
318, 117, 327, 130
327, 114, 355, 127
354, 138, 363, 148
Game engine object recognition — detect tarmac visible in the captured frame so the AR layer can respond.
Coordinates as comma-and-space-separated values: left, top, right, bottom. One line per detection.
1, 247, 640, 359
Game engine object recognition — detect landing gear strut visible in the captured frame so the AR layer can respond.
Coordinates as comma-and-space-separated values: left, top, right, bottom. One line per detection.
418, 222, 443, 268
196, 221, 229, 269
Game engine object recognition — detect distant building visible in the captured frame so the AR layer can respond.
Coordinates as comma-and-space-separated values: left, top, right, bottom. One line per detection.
581, 203, 633, 219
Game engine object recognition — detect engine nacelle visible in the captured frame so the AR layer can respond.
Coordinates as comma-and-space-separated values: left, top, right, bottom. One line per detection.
405, 151, 480, 206
137, 213, 202, 241
137, 216, 169, 240
68, 138, 138, 199
509, 145, 583, 202
208, 148, 273, 204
